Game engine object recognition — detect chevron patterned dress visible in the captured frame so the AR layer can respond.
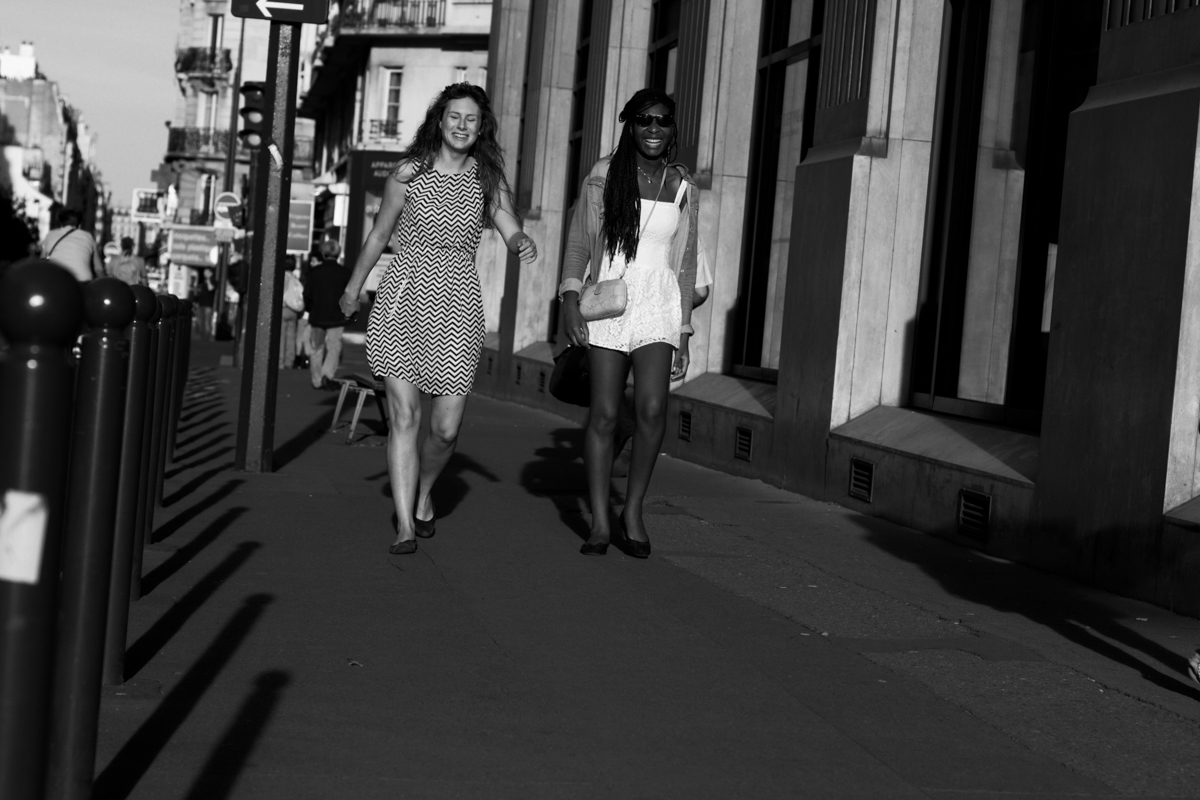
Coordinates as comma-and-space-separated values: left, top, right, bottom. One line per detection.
366, 164, 486, 395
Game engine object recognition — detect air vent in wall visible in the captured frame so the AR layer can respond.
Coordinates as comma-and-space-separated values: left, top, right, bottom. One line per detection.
678, 411, 692, 441
515, 363, 522, 385
734, 426, 753, 461
958, 489, 992, 541
537, 370, 547, 393
486, 355, 494, 375
848, 458, 874, 503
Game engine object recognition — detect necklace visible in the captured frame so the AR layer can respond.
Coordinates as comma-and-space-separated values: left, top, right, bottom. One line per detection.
636, 162, 662, 183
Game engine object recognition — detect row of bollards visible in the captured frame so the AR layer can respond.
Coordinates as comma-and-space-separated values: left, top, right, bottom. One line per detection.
0, 260, 196, 800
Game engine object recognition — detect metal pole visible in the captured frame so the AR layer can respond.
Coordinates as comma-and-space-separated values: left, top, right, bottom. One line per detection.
47, 278, 136, 800
0, 260, 83, 800
235, 21, 300, 473
104, 285, 156, 682
215, 17, 247, 341
154, 296, 179, 505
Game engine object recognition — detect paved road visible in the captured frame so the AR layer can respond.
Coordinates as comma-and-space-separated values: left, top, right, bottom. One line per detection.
94, 341, 1200, 799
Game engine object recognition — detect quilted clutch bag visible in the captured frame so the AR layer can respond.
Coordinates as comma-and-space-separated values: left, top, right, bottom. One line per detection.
578, 278, 628, 322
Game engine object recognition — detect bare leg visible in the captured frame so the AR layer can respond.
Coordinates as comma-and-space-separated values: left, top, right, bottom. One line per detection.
416, 394, 468, 520
384, 377, 422, 545
622, 343, 673, 543
583, 347, 630, 546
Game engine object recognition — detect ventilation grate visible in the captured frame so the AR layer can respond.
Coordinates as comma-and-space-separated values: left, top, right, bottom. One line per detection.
958, 489, 992, 542
848, 458, 874, 503
734, 426, 753, 461
678, 411, 692, 441
486, 355, 494, 375
515, 363, 522, 385
537, 370, 547, 393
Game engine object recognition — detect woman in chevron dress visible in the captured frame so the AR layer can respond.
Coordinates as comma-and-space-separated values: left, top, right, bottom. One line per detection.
340, 83, 537, 555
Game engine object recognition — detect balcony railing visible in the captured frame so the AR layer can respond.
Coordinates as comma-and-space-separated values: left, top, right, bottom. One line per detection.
368, 119, 403, 139
175, 47, 233, 75
166, 127, 315, 164
334, 0, 447, 33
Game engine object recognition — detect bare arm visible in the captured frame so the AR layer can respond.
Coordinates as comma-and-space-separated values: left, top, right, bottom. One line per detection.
91, 239, 105, 279
340, 161, 413, 316
491, 187, 537, 264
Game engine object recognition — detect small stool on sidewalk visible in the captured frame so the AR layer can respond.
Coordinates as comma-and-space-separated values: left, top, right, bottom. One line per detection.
329, 373, 389, 443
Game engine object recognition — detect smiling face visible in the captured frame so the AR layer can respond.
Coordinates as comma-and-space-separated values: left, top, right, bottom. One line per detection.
440, 97, 482, 153
630, 102, 675, 161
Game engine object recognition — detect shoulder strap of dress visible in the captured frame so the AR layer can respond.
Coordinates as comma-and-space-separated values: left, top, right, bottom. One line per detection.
671, 170, 688, 205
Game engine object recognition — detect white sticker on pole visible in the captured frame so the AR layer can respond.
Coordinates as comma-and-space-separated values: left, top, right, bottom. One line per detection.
0, 489, 48, 585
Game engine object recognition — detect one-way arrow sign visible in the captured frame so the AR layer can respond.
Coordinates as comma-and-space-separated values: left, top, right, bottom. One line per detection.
231, 0, 329, 24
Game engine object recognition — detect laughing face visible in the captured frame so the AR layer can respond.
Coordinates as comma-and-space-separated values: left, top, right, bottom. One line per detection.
631, 102, 675, 161
441, 97, 481, 154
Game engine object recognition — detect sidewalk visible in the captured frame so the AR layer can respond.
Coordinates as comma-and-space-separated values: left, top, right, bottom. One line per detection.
93, 340, 1200, 799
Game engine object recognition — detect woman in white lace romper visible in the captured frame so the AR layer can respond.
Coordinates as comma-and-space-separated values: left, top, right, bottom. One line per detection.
559, 88, 700, 558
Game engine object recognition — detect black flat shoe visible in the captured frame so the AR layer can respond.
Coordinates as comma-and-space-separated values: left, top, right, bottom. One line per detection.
579, 540, 609, 556
619, 520, 651, 559
414, 507, 436, 539
389, 538, 417, 555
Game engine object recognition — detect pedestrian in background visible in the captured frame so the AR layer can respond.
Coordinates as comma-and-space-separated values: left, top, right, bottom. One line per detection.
304, 239, 351, 389
41, 207, 103, 282
340, 82, 538, 555
280, 259, 305, 369
560, 87, 700, 558
108, 236, 148, 286
195, 271, 216, 339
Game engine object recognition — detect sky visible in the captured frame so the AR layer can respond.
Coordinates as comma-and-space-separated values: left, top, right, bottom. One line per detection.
5, 0, 180, 208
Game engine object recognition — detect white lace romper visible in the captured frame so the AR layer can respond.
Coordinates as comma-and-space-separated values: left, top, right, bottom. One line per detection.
587, 179, 685, 354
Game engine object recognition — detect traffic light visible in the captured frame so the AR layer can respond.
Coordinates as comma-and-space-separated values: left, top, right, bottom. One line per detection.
238, 82, 267, 149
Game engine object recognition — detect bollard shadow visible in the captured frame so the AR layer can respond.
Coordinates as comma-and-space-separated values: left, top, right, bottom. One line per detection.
272, 410, 336, 471
94, 594, 274, 800
166, 445, 234, 479
518, 426, 591, 541
176, 410, 225, 434
378, 451, 499, 519
126, 542, 262, 679
175, 421, 230, 452
855, 517, 1200, 703
178, 399, 224, 422
171, 433, 232, 466
162, 463, 236, 508
181, 670, 292, 800
140, 507, 247, 595
153, 479, 243, 544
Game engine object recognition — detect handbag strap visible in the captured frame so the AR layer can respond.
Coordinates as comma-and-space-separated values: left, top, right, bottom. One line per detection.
611, 167, 667, 281
45, 227, 78, 260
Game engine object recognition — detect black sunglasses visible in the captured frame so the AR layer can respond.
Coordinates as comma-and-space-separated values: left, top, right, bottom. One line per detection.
632, 112, 675, 128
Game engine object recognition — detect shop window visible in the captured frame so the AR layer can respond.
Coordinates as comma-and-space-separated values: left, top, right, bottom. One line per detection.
909, 0, 1103, 429
733, 0, 823, 379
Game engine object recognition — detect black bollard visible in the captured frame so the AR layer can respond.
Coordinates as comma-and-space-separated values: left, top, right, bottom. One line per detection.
136, 296, 173, 586
154, 296, 179, 506
104, 284, 156, 681
47, 278, 136, 800
167, 298, 193, 460
0, 260, 84, 800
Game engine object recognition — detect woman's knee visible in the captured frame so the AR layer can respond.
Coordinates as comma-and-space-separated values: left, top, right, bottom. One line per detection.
635, 395, 666, 427
387, 398, 420, 431
427, 418, 461, 447
588, 403, 620, 436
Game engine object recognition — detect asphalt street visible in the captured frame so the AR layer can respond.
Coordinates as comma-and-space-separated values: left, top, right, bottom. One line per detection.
93, 340, 1200, 799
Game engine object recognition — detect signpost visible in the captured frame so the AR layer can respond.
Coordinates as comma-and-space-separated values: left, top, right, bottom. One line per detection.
213, 192, 241, 228
166, 227, 220, 267
231, 0, 330, 23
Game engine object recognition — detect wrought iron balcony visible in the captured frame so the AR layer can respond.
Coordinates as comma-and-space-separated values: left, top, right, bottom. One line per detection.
334, 0, 447, 33
368, 119, 403, 139
175, 47, 233, 76
166, 127, 315, 165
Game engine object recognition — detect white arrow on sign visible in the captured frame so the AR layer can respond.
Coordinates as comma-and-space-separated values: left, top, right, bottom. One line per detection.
256, 0, 305, 17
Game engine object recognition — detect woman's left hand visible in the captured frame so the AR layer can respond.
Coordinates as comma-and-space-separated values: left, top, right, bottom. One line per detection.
517, 235, 538, 263
671, 338, 690, 382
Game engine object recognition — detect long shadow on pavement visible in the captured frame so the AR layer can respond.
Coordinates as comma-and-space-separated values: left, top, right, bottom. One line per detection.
162, 463, 235, 508
181, 670, 292, 800
165, 446, 234, 480
95, 594, 274, 800
273, 406, 337, 471
126, 542, 262, 679
858, 517, 1200, 703
378, 451, 499, 519
153, 479, 243, 544
175, 422, 230, 452
519, 426, 590, 541
141, 508, 248, 595
171, 433, 232, 466
176, 410, 224, 433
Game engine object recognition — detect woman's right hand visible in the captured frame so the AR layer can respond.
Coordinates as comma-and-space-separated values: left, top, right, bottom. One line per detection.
339, 289, 361, 320
562, 296, 589, 347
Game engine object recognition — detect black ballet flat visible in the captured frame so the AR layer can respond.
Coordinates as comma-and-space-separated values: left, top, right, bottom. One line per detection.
579, 540, 610, 556
619, 520, 651, 559
414, 508, 436, 539
389, 538, 417, 555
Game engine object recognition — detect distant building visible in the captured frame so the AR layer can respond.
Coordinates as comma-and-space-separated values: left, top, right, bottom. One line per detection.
0, 41, 105, 239
299, 0, 492, 270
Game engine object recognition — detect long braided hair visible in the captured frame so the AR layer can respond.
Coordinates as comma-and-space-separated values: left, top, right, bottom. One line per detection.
395, 82, 516, 228
602, 88, 679, 262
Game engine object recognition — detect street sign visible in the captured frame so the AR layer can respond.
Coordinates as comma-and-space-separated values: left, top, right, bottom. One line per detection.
131, 188, 164, 221
167, 226, 220, 267
213, 191, 241, 227
287, 200, 314, 254
231, 0, 330, 24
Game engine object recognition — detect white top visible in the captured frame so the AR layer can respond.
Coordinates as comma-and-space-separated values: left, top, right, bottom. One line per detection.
42, 227, 97, 282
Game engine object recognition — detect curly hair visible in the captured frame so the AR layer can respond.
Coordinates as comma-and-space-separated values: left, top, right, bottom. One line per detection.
395, 83, 516, 228
602, 88, 679, 263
